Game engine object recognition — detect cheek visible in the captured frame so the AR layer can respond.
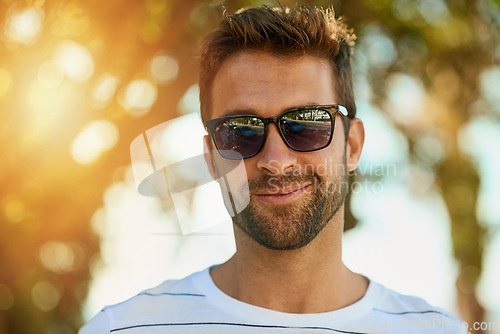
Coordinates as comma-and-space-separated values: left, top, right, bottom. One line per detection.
211, 156, 251, 213
306, 147, 346, 182
242, 158, 270, 181
213, 157, 251, 192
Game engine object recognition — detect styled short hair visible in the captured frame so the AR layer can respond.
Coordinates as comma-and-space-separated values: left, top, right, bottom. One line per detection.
199, 4, 356, 126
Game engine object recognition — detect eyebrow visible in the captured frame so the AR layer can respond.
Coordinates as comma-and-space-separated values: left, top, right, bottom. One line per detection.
219, 103, 322, 118
219, 109, 260, 118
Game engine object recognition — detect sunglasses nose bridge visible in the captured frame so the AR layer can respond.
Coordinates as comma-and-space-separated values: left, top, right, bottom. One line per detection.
262, 116, 293, 150
262, 116, 282, 136
263, 116, 280, 126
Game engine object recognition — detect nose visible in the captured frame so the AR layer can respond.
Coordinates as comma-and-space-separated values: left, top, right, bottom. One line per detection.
256, 123, 298, 175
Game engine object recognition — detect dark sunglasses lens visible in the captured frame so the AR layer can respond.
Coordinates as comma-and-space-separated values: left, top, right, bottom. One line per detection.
213, 117, 266, 159
280, 109, 333, 151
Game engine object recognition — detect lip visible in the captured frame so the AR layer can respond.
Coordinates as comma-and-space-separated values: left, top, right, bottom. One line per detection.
254, 184, 311, 205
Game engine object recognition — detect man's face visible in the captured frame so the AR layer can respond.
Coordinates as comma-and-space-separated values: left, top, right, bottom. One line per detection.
208, 51, 351, 250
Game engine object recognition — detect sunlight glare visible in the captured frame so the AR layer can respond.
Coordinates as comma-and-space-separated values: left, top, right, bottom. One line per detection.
70, 120, 119, 165
39, 241, 75, 274
150, 54, 179, 84
359, 25, 397, 69
177, 84, 200, 115
357, 101, 409, 166
386, 73, 425, 125
159, 113, 205, 163
120, 79, 157, 116
480, 66, 500, 107
31, 281, 61, 312
414, 134, 445, 166
91, 74, 118, 108
4, 7, 45, 46
417, 0, 450, 26
53, 40, 94, 82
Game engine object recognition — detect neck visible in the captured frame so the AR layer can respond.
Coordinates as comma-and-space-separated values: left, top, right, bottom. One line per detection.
210, 211, 369, 313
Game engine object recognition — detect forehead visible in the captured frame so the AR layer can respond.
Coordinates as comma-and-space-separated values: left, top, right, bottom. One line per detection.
210, 52, 337, 118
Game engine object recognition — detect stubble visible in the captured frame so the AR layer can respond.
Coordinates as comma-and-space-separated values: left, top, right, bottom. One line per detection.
231, 155, 349, 250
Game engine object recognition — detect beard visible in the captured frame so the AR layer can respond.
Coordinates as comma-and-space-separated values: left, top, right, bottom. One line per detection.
231, 156, 348, 250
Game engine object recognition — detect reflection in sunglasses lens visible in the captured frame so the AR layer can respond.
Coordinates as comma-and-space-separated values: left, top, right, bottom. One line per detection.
281, 109, 332, 151
213, 109, 333, 158
215, 117, 265, 159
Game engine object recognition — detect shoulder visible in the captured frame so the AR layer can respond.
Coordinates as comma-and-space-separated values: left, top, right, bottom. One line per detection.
103, 274, 206, 313
79, 269, 208, 334
367, 281, 468, 333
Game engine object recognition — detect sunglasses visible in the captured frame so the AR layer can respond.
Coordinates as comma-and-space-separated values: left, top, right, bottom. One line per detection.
205, 105, 350, 160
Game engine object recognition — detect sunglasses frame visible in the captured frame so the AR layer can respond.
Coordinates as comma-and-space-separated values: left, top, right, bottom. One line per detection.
205, 104, 350, 160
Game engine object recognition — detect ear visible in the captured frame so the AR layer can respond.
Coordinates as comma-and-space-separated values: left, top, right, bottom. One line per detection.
345, 118, 365, 172
203, 135, 219, 181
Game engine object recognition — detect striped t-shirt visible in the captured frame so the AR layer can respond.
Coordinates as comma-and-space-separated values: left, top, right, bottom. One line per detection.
80, 267, 468, 334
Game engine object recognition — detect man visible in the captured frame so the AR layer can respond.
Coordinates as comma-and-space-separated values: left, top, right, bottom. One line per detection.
81, 4, 468, 333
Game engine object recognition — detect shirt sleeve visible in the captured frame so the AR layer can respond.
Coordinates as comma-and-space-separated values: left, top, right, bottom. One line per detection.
79, 310, 111, 334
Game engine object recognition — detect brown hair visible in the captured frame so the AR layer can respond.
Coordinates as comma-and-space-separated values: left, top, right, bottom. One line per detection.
199, 4, 356, 128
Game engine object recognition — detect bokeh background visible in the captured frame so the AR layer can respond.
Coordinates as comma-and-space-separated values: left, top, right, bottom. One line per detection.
1, 0, 499, 333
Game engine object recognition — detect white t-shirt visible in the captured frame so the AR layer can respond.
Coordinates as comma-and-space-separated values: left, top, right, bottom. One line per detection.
80, 267, 468, 333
